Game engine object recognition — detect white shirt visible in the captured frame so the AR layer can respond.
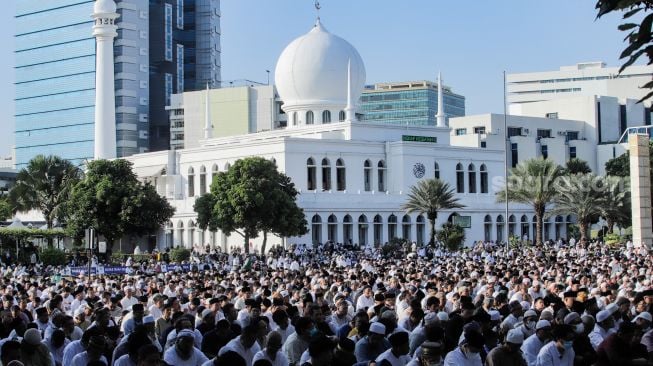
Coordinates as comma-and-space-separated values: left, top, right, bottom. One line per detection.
356, 294, 375, 311
272, 324, 295, 344
588, 324, 614, 350
121, 295, 138, 310
163, 346, 209, 366
149, 304, 163, 320
218, 336, 261, 366
114, 354, 136, 366
443, 347, 482, 366
252, 349, 290, 366
535, 341, 574, 366
521, 334, 548, 366
62, 339, 85, 366
375, 348, 411, 366
70, 351, 108, 366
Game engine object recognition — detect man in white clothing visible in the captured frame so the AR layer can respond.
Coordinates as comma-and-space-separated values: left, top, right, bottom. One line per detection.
535, 324, 575, 366
588, 310, 615, 350
218, 322, 261, 366
252, 331, 289, 366
521, 320, 551, 366
163, 329, 209, 366
443, 331, 484, 366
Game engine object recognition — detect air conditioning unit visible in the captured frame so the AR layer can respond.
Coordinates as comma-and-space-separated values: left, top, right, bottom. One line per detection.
522, 128, 529, 135
557, 131, 567, 136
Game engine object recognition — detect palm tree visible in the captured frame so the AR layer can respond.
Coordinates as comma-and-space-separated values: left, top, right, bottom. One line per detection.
402, 178, 465, 247
8, 155, 82, 230
599, 176, 630, 233
547, 174, 607, 242
496, 158, 564, 246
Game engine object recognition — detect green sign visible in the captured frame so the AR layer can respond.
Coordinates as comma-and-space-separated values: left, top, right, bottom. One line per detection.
453, 215, 471, 228
402, 135, 437, 143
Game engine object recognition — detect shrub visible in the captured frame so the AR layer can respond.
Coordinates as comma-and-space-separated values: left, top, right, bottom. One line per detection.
436, 222, 466, 251
169, 247, 191, 263
40, 248, 67, 267
381, 237, 405, 257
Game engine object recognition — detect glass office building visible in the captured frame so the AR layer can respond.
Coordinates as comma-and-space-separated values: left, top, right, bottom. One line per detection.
359, 80, 465, 127
14, 0, 221, 168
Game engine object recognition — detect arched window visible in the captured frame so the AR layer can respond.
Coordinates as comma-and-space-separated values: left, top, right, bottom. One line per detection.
402, 215, 411, 241
177, 221, 184, 248
327, 214, 338, 243
373, 215, 383, 245
378, 160, 387, 192
211, 164, 219, 181
416, 215, 425, 245
199, 165, 207, 195
508, 214, 516, 237
336, 158, 346, 191
322, 110, 331, 124
343, 215, 353, 244
187, 167, 195, 197
496, 215, 504, 243
555, 215, 564, 240
188, 220, 195, 249
456, 163, 464, 193
388, 214, 397, 240
311, 215, 322, 245
484, 215, 492, 242
358, 215, 368, 246
306, 111, 314, 125
480, 164, 488, 193
339, 110, 346, 121
322, 158, 331, 191
468, 163, 476, 193
307, 158, 316, 190
434, 162, 440, 179
364, 160, 372, 191
224, 162, 231, 171
520, 215, 529, 240
292, 112, 297, 126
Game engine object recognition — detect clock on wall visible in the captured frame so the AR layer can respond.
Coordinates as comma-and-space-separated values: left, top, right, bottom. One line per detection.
413, 163, 426, 178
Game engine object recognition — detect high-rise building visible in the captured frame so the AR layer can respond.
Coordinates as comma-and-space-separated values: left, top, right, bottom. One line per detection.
13, 0, 220, 168
507, 61, 653, 107
359, 80, 465, 127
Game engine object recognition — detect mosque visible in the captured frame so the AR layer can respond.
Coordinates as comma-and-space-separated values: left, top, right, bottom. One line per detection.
123, 17, 543, 252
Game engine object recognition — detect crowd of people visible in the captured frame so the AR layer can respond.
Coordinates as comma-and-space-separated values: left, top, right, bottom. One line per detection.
0, 239, 650, 366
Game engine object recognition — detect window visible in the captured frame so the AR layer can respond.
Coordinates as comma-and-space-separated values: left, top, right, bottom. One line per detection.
165, 73, 173, 106
507, 127, 522, 137
388, 214, 397, 240
212, 164, 218, 181
336, 159, 346, 191
199, 166, 206, 195
481, 141, 487, 148
307, 158, 316, 190
456, 163, 464, 193
187, 167, 195, 197
306, 111, 314, 125
434, 162, 440, 179
322, 158, 331, 191
545, 112, 558, 119
322, 110, 331, 123
378, 160, 386, 192
511, 143, 518, 168
176, 0, 184, 29
327, 215, 337, 242
164, 4, 173, 61
292, 112, 297, 126
311, 215, 322, 245
468, 164, 476, 193
565, 131, 579, 141
455, 128, 467, 136
541, 145, 548, 159
537, 129, 552, 139
569, 146, 577, 160
620, 104, 627, 135
364, 160, 372, 191
480, 164, 488, 193
339, 110, 346, 121
176, 44, 184, 93
474, 126, 486, 134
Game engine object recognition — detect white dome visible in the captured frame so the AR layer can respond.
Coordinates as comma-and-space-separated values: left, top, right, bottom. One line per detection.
94, 0, 117, 14
275, 20, 366, 115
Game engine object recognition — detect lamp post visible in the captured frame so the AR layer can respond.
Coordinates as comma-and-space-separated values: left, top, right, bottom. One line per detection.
266, 70, 270, 85
503, 71, 510, 251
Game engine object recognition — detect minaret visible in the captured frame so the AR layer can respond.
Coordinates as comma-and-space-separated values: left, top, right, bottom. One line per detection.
345, 58, 356, 122
204, 83, 213, 139
92, 0, 119, 159
436, 71, 446, 128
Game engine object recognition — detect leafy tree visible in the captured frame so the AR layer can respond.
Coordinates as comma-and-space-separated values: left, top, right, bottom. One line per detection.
0, 198, 10, 221
596, 0, 653, 102
547, 174, 607, 242
194, 157, 307, 254
496, 158, 564, 246
562, 158, 592, 175
67, 159, 175, 248
436, 222, 466, 251
402, 178, 465, 247
600, 176, 631, 233
604, 141, 653, 177
8, 155, 82, 229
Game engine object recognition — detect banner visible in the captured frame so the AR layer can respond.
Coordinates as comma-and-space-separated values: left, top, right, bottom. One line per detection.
64, 263, 208, 276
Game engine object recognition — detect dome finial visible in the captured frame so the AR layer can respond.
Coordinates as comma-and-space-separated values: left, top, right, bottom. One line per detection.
314, 0, 321, 23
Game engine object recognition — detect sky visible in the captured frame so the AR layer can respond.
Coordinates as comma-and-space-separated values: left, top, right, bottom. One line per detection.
0, 0, 634, 157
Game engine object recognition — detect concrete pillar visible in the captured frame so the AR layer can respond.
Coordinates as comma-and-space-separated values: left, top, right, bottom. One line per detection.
629, 134, 653, 248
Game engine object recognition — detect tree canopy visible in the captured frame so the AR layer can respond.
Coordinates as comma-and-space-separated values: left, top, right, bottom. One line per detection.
194, 157, 307, 253
8, 155, 82, 229
562, 158, 592, 175
67, 159, 175, 246
0, 198, 10, 221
